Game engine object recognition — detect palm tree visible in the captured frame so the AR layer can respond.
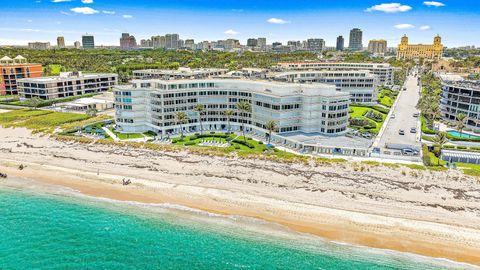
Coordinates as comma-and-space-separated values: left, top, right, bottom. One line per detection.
236, 101, 251, 142
194, 104, 205, 134
175, 111, 188, 138
265, 120, 278, 144
86, 108, 98, 117
456, 113, 467, 137
223, 109, 234, 133
435, 132, 448, 165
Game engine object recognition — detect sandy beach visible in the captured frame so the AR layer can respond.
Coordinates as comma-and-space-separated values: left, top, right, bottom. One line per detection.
1, 126, 480, 266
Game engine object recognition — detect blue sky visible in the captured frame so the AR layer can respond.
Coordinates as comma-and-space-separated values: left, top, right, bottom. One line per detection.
0, 0, 478, 47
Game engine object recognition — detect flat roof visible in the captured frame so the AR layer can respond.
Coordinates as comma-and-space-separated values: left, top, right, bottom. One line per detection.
18, 73, 117, 83
126, 78, 351, 98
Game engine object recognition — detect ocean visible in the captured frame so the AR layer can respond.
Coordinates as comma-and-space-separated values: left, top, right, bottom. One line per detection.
0, 186, 475, 270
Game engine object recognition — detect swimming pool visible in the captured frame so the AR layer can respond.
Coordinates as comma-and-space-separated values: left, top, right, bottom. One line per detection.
447, 130, 480, 139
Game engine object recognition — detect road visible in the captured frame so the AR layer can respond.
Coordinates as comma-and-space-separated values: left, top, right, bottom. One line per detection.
376, 73, 422, 152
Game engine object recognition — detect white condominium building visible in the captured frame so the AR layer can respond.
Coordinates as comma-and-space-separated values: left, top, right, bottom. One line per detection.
276, 62, 394, 86
271, 70, 378, 103
17, 72, 118, 100
132, 67, 227, 80
114, 79, 350, 137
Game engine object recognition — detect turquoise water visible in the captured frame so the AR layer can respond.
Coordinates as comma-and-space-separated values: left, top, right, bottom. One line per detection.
447, 130, 480, 139
0, 187, 474, 270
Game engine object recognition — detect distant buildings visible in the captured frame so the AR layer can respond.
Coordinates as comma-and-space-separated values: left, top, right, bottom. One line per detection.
74, 41, 81, 49
82, 34, 95, 49
348, 28, 363, 51
336, 36, 345, 51
132, 68, 227, 80
0, 55, 43, 95
247, 38, 258, 48
257, 38, 267, 50
397, 35, 443, 60
165, 34, 179, 50
307, 39, 325, 52
17, 71, 118, 100
368, 40, 387, 55
28, 42, 51, 50
57, 36, 65, 48
120, 33, 137, 50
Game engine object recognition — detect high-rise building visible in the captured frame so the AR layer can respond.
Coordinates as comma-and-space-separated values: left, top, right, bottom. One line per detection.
184, 39, 195, 50
397, 35, 443, 60
368, 40, 387, 55
82, 34, 95, 49
120, 33, 137, 50
57, 36, 65, 48
0, 55, 43, 95
225, 39, 240, 51
247, 38, 258, 48
140, 39, 153, 48
348, 28, 363, 51
307, 38, 325, 52
74, 41, 81, 49
165, 34, 179, 50
257, 38, 267, 50
287, 41, 301, 51
28, 42, 51, 50
336, 36, 345, 51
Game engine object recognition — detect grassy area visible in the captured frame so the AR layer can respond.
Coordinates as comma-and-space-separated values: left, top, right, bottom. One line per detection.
107, 127, 145, 140
377, 87, 398, 108
47, 64, 63, 75
422, 144, 480, 176
0, 109, 91, 133
349, 106, 387, 134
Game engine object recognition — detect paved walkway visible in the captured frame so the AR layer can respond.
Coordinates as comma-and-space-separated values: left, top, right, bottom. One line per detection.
102, 127, 119, 141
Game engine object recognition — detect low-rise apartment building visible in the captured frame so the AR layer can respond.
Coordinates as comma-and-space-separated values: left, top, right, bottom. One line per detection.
114, 79, 350, 137
271, 70, 378, 103
0, 55, 43, 95
17, 72, 118, 100
132, 68, 227, 80
440, 77, 480, 131
276, 62, 394, 86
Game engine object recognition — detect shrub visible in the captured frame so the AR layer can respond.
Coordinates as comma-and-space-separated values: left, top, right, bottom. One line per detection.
184, 141, 195, 146
232, 139, 255, 149
258, 141, 263, 145
456, 146, 467, 150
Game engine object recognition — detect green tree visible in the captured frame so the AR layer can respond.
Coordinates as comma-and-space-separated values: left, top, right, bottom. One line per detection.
223, 109, 234, 132
23, 97, 44, 109
236, 101, 251, 142
194, 104, 205, 134
175, 111, 188, 138
265, 120, 278, 144
435, 132, 449, 165
456, 113, 467, 137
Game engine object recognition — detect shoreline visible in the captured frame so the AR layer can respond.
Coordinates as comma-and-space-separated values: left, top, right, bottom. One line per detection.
1, 127, 480, 266
1, 162, 480, 267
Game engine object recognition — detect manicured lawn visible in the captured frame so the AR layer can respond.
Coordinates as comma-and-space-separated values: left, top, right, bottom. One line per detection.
0, 109, 91, 133
349, 106, 387, 134
377, 87, 398, 108
172, 133, 274, 153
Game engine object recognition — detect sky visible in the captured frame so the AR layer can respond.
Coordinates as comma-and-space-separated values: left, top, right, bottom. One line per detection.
0, 0, 478, 47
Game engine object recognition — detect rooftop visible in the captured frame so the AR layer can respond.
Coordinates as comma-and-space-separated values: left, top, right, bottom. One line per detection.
18, 72, 117, 82
125, 78, 350, 98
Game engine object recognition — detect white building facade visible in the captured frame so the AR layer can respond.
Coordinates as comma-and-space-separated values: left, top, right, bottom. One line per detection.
114, 79, 350, 137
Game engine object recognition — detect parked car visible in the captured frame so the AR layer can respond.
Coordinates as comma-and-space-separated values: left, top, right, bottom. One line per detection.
399, 129, 405, 135
402, 148, 414, 155
413, 113, 419, 118
410, 127, 417, 133
391, 114, 396, 119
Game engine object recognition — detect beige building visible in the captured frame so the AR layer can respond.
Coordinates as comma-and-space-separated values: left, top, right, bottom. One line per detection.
57, 36, 65, 48
368, 40, 387, 55
396, 35, 443, 60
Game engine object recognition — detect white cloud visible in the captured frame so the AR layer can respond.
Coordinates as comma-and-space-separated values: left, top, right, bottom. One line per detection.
70, 7, 99, 15
60, 11, 71, 15
224, 29, 239, 35
102, 10, 116, 15
423, 1, 445, 7
267, 18, 290, 24
394, 23, 415, 29
81, 0, 94, 3
365, 3, 412, 13
419, 25, 431, 30
122, 14, 133, 19
52, 0, 71, 2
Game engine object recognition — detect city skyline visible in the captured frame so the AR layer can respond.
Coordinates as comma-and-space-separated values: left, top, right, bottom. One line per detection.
0, 0, 479, 47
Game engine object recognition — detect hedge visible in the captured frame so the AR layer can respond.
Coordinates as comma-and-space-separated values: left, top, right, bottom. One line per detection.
422, 144, 434, 166
232, 139, 255, 149
350, 103, 390, 114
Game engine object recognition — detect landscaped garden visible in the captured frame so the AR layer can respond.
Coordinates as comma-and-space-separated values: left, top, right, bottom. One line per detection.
348, 105, 388, 134
107, 127, 146, 140
377, 87, 399, 108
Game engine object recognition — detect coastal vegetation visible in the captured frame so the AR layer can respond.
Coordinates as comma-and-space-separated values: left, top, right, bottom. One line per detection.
348, 105, 388, 134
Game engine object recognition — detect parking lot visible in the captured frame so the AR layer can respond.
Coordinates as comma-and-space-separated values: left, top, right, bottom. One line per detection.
375, 73, 422, 156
